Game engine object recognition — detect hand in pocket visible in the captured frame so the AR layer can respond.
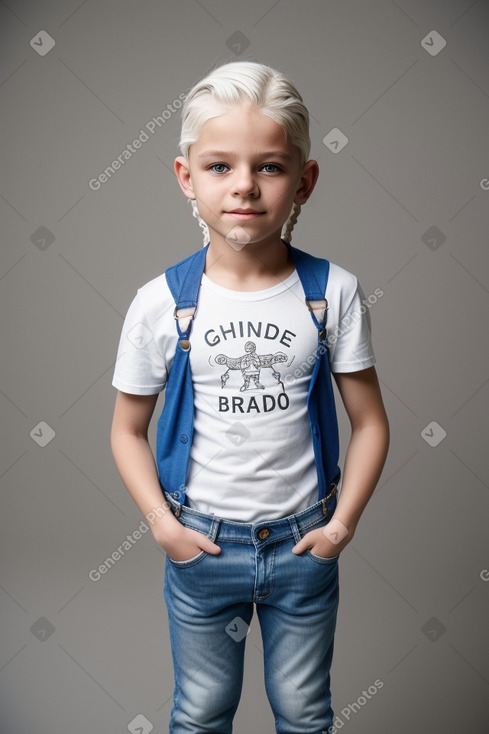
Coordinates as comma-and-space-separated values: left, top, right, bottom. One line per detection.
160, 524, 221, 562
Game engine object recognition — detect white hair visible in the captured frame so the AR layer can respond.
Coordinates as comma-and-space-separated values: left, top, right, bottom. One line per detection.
179, 61, 311, 245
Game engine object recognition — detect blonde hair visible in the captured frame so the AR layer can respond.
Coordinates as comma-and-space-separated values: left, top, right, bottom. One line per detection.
179, 61, 311, 245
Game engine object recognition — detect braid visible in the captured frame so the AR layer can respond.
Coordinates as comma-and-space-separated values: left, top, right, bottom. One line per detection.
282, 202, 301, 243
189, 199, 302, 246
189, 199, 210, 247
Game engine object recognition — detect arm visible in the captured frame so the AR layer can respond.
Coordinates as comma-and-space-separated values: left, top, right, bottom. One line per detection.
110, 390, 221, 560
292, 366, 389, 557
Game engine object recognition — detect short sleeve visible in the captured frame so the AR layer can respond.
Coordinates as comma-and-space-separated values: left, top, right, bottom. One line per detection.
326, 265, 377, 373
112, 278, 175, 395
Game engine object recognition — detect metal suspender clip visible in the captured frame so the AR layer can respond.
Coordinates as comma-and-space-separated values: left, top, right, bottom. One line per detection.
305, 298, 328, 342
173, 306, 196, 350
305, 298, 328, 316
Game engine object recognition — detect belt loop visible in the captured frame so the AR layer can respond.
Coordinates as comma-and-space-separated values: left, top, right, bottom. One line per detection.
209, 516, 221, 542
288, 514, 301, 544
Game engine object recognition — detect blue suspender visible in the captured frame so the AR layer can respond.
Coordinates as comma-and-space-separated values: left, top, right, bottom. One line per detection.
167, 241, 330, 342
159, 241, 340, 504
283, 242, 330, 336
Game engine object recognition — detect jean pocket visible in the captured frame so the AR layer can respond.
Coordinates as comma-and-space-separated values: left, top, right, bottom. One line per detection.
306, 549, 340, 565
297, 517, 340, 564
167, 549, 209, 568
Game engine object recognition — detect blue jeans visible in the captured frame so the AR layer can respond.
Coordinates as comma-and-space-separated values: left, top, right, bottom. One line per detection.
163, 489, 340, 734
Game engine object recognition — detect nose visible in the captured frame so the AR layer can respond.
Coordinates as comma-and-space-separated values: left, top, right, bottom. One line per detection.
233, 166, 259, 197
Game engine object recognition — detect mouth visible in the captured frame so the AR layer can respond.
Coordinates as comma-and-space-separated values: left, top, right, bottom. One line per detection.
226, 209, 265, 220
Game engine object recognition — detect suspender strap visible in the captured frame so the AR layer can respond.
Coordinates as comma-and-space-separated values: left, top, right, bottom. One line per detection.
287, 244, 328, 301
157, 240, 340, 503
167, 240, 330, 332
284, 241, 330, 337
166, 244, 209, 342
283, 241, 340, 495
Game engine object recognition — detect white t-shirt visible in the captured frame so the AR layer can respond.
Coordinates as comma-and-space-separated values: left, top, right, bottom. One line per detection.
112, 261, 376, 522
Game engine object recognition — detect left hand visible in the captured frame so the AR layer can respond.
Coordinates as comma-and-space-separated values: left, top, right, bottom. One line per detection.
291, 520, 353, 558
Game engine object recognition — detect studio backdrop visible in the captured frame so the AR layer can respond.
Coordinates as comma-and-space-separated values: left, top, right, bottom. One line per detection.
1, 1, 488, 732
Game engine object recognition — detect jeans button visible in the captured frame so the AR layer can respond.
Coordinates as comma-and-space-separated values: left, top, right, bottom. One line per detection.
258, 528, 270, 540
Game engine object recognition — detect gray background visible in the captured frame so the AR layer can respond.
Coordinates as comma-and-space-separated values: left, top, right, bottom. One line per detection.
1, 0, 488, 732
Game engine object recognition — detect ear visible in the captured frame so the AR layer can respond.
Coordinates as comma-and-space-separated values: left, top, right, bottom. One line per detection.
174, 156, 196, 200
294, 160, 320, 205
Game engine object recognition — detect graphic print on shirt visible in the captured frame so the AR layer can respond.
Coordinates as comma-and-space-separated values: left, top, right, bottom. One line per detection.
208, 333, 296, 415
215, 340, 287, 392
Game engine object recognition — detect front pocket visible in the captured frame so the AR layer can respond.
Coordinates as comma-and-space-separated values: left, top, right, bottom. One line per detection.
167, 549, 209, 568
306, 549, 340, 565
297, 508, 341, 565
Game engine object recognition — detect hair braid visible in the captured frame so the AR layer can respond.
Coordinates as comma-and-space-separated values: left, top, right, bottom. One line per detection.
189, 199, 210, 247
282, 202, 301, 243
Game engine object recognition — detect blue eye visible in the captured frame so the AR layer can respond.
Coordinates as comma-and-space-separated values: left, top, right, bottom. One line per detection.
210, 163, 228, 173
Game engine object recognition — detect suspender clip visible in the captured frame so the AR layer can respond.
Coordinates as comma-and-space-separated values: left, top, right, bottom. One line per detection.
305, 298, 328, 336
173, 306, 197, 340
305, 298, 328, 314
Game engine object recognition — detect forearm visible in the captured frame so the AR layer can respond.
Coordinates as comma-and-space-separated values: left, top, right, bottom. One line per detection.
110, 431, 179, 534
110, 429, 222, 559
333, 418, 390, 533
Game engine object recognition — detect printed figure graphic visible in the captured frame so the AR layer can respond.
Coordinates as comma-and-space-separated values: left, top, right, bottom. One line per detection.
215, 341, 288, 391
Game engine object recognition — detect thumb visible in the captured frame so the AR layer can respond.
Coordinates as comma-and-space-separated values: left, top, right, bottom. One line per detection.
200, 536, 222, 555
291, 538, 308, 555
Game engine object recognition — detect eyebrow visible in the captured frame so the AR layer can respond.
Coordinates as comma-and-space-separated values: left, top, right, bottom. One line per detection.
197, 150, 292, 160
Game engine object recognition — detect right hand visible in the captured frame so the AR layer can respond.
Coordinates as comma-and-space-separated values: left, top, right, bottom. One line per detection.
154, 522, 221, 562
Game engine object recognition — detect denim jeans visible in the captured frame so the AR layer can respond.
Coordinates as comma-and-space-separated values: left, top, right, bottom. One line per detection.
163, 489, 340, 734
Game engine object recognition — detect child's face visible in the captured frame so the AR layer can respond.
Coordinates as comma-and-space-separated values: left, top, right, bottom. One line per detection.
175, 103, 318, 251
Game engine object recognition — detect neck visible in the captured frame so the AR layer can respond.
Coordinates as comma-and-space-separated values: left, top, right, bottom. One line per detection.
204, 235, 295, 291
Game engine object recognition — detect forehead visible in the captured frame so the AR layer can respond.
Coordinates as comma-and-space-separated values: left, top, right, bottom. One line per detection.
191, 103, 296, 158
